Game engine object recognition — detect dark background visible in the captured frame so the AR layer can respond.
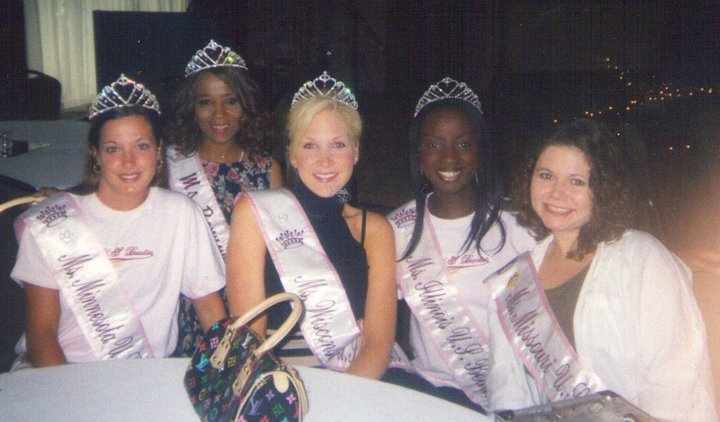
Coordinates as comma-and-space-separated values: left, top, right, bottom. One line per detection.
2, 0, 720, 223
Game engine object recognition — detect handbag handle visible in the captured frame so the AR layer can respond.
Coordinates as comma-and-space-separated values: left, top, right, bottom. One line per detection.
229, 292, 303, 356
0, 195, 45, 213
211, 292, 302, 369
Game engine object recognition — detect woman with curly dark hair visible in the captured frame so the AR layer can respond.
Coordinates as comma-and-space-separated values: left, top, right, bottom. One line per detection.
485, 119, 716, 420
165, 40, 282, 357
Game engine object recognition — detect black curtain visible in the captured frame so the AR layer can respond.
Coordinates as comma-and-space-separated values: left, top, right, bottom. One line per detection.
0, 0, 26, 78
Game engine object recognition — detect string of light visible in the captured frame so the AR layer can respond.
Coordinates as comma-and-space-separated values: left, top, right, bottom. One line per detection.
552, 56, 718, 127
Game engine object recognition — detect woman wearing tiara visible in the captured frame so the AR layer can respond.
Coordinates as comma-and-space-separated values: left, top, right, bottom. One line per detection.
383, 77, 535, 411
165, 40, 282, 356
226, 72, 396, 378
485, 119, 716, 420
10, 75, 226, 368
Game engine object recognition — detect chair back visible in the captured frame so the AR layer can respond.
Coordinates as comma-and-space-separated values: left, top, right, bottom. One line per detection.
0, 179, 43, 372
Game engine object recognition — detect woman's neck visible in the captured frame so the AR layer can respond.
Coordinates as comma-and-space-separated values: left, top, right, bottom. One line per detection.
540, 235, 594, 289
552, 230, 580, 257
427, 189, 476, 219
198, 141, 243, 163
292, 179, 343, 216
96, 187, 150, 211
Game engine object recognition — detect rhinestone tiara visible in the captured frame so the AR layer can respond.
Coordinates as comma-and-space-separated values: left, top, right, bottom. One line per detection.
291, 71, 358, 110
414, 77, 483, 117
185, 39, 248, 77
88, 74, 161, 120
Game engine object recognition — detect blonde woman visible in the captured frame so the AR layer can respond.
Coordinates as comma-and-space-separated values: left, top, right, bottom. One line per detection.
226, 72, 396, 378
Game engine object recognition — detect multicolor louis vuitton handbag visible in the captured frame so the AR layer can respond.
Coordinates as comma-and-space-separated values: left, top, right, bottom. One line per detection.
185, 293, 309, 422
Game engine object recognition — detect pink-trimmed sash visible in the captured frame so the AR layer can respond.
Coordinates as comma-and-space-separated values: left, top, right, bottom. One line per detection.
15, 193, 153, 360
246, 189, 360, 371
389, 201, 491, 407
167, 145, 229, 261
494, 253, 604, 400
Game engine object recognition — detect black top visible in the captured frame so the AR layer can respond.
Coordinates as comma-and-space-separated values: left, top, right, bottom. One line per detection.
264, 181, 369, 329
545, 265, 589, 349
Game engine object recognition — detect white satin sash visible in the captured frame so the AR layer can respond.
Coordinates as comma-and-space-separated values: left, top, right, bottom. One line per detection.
15, 193, 153, 360
390, 201, 491, 407
494, 253, 604, 400
166, 145, 229, 261
246, 189, 361, 371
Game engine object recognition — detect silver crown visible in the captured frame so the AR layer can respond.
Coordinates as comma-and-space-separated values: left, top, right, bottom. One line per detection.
88, 74, 161, 120
291, 71, 358, 110
185, 39, 247, 77
414, 77, 483, 117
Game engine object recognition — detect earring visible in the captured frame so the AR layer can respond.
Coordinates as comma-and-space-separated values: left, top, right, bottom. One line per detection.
92, 161, 101, 174
474, 171, 480, 185
335, 186, 351, 204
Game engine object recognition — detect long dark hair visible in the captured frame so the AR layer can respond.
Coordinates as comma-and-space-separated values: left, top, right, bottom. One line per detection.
401, 99, 506, 260
72, 106, 165, 194
166, 66, 272, 159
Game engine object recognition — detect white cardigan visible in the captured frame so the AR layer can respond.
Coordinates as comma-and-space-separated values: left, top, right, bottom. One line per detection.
487, 230, 717, 421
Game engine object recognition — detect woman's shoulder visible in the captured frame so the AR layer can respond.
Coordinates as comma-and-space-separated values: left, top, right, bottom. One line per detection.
344, 205, 393, 240
365, 209, 392, 231
597, 230, 689, 282
229, 190, 289, 226
148, 188, 204, 215
601, 229, 667, 256
150, 187, 192, 203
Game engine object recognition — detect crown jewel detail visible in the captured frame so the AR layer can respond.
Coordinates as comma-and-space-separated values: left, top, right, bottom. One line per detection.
390, 207, 416, 229
275, 229, 305, 250
291, 71, 358, 110
88, 74, 161, 119
414, 77, 483, 117
185, 40, 247, 77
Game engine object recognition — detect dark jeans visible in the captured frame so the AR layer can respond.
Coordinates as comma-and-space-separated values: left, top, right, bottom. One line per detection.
381, 368, 486, 414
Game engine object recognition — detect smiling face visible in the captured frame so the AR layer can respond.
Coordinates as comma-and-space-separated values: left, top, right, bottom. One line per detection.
193, 72, 243, 146
530, 145, 594, 243
419, 107, 479, 199
94, 115, 159, 210
289, 109, 357, 198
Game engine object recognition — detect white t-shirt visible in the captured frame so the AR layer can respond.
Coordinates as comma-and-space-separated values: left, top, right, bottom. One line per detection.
12, 188, 225, 362
408, 211, 535, 388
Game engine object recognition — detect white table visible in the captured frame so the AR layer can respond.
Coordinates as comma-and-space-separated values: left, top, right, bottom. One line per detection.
0, 358, 489, 421
1, 120, 88, 189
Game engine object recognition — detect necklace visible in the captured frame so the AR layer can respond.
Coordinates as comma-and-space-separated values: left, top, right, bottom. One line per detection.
202, 145, 245, 163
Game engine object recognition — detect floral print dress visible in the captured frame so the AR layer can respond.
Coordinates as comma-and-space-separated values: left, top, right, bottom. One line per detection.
174, 154, 273, 357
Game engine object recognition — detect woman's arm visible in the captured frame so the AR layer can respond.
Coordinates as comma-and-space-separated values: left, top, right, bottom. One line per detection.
24, 284, 66, 367
191, 292, 226, 331
269, 158, 284, 189
634, 237, 717, 419
677, 247, 720, 277
347, 212, 397, 379
226, 195, 269, 333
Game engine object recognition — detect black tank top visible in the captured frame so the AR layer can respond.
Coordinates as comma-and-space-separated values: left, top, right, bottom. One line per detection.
264, 181, 368, 329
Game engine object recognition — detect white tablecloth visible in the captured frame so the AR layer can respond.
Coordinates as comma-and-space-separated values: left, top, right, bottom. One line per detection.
0, 358, 488, 421
1, 120, 88, 189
